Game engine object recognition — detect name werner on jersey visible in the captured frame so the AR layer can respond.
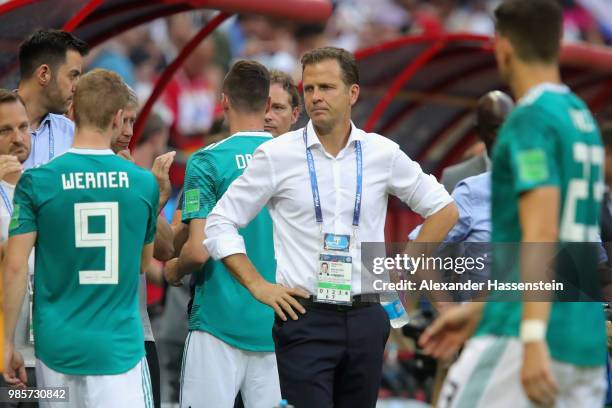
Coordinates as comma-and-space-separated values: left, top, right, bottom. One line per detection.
61, 171, 130, 190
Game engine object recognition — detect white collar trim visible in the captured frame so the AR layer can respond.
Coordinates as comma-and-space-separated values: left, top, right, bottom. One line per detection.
68, 148, 114, 155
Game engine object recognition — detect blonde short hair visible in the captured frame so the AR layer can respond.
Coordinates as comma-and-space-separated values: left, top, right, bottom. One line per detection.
73, 68, 130, 130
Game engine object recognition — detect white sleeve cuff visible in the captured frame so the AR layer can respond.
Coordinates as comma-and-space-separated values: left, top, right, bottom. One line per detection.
203, 234, 246, 260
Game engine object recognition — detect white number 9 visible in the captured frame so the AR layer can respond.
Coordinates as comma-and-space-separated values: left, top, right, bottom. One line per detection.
74, 202, 119, 284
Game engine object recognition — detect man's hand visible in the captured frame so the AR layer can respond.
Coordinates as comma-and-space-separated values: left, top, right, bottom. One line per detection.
152, 151, 176, 211
117, 149, 134, 162
418, 303, 482, 360
0, 155, 22, 180
250, 280, 309, 321
521, 341, 559, 407
163, 258, 183, 287
3, 343, 27, 387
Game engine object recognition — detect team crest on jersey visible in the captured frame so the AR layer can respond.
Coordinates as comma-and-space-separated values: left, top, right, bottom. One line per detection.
517, 148, 549, 183
9, 204, 20, 231
184, 189, 200, 213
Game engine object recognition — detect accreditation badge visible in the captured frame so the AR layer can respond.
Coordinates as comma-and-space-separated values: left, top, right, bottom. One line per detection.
316, 233, 352, 305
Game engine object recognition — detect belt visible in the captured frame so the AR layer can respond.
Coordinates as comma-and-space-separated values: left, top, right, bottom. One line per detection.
297, 294, 380, 312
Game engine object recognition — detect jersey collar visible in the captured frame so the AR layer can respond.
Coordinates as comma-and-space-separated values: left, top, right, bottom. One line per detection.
518, 82, 569, 106
232, 131, 272, 138
68, 148, 114, 155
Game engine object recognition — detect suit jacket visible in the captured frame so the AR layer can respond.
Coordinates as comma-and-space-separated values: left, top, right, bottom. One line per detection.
441, 152, 490, 193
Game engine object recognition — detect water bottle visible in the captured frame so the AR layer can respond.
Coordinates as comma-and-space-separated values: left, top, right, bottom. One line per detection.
274, 399, 294, 408
382, 294, 410, 328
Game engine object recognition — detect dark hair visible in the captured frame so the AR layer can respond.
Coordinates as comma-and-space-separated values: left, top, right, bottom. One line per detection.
222, 60, 270, 113
494, 0, 562, 63
0, 89, 25, 108
301, 47, 359, 86
602, 122, 612, 150
269, 69, 300, 109
19, 29, 89, 79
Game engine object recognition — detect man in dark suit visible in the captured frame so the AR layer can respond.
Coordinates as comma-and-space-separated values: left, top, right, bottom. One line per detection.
441, 90, 514, 193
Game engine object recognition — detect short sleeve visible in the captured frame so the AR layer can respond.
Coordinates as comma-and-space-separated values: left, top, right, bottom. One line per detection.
9, 171, 37, 236
506, 109, 560, 194
144, 173, 159, 244
182, 152, 217, 222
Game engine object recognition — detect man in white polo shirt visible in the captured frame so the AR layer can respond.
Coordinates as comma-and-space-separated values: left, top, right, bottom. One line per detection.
204, 47, 458, 408
16, 29, 89, 169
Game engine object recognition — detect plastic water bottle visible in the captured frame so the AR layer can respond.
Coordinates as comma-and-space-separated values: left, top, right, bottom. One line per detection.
274, 399, 294, 408
382, 294, 410, 328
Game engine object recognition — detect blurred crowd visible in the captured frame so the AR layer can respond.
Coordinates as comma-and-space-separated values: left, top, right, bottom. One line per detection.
84, 0, 612, 194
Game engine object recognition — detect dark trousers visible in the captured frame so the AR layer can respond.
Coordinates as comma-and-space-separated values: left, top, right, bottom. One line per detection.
145, 341, 161, 408
273, 303, 390, 408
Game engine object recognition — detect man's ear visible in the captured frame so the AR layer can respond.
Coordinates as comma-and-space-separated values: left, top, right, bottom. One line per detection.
36, 64, 51, 86
265, 95, 271, 114
291, 106, 300, 125
349, 84, 360, 107
221, 93, 230, 112
112, 109, 124, 130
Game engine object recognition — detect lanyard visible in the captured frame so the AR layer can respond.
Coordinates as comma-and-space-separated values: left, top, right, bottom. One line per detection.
32, 118, 54, 164
0, 183, 12, 215
303, 127, 362, 228
48, 119, 54, 161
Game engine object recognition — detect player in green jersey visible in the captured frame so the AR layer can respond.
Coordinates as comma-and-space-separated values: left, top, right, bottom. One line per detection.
163, 60, 282, 408
419, 1, 606, 407
4, 69, 158, 408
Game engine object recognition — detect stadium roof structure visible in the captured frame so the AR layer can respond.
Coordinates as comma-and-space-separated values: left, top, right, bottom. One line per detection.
352, 34, 612, 176
0, 0, 333, 140
0, 0, 611, 177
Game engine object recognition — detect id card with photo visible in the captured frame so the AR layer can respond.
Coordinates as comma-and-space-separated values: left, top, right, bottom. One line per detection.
316, 253, 352, 304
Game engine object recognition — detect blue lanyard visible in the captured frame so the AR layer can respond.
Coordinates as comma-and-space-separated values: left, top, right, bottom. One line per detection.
46, 118, 54, 161
0, 184, 12, 216
33, 117, 54, 163
303, 127, 362, 227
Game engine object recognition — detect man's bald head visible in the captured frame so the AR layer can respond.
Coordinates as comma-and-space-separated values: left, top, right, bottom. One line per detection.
476, 90, 514, 153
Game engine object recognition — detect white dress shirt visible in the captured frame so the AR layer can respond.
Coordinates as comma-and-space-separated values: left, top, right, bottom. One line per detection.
204, 121, 453, 295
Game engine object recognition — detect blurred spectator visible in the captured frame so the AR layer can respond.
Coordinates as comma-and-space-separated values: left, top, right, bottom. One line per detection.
226, 15, 297, 72
562, 0, 605, 43
158, 37, 221, 189
133, 112, 170, 170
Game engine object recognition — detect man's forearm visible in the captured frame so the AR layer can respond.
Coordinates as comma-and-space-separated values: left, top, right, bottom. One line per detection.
175, 240, 210, 281
4, 264, 27, 343
405, 202, 459, 307
222, 253, 266, 293
414, 202, 459, 244
153, 216, 174, 261
520, 243, 553, 328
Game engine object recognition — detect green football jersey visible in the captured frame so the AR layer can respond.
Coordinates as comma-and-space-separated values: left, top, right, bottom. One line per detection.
182, 131, 276, 352
477, 84, 606, 366
10, 149, 159, 375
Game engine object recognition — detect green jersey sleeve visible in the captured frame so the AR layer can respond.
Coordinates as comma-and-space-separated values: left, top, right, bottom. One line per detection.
145, 172, 159, 244
507, 108, 560, 194
182, 152, 218, 222
9, 171, 37, 235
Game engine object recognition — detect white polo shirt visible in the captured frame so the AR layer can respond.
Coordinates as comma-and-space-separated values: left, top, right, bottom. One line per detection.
204, 121, 453, 295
